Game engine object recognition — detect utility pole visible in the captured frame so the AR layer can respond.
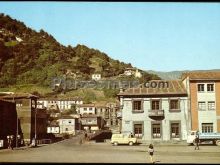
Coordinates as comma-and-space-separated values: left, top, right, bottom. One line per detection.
34, 108, 37, 146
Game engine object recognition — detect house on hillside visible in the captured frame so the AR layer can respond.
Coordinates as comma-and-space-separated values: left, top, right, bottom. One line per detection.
92, 73, 101, 81
78, 104, 96, 115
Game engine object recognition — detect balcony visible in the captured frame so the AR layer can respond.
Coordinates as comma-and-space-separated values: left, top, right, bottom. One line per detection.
148, 109, 164, 120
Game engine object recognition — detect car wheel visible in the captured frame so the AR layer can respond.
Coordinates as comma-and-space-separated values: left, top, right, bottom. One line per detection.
113, 142, 118, 146
129, 141, 133, 146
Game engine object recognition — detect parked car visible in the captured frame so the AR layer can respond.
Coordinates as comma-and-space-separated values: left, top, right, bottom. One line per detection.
111, 133, 137, 146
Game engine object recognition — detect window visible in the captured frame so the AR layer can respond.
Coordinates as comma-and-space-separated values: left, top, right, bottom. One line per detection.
207, 84, 214, 92
198, 102, 206, 111
170, 100, 179, 110
65, 128, 68, 131
208, 101, 215, 110
134, 124, 143, 138
89, 108, 93, 111
198, 84, 205, 92
171, 123, 180, 138
202, 123, 213, 133
84, 108, 87, 111
152, 123, 161, 138
132, 100, 142, 111
152, 100, 160, 110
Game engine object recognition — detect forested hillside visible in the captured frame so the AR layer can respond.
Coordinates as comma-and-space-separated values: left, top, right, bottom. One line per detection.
0, 13, 160, 92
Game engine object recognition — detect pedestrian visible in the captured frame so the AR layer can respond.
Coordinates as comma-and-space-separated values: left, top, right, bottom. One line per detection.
194, 135, 200, 150
85, 132, 88, 141
10, 135, 14, 150
148, 143, 154, 163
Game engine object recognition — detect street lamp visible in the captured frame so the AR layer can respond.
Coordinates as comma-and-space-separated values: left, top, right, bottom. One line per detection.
31, 99, 37, 147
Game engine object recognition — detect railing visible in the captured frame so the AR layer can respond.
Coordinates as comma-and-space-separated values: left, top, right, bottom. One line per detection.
148, 109, 164, 117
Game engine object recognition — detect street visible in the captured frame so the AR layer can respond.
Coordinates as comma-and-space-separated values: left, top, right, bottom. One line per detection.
0, 136, 220, 163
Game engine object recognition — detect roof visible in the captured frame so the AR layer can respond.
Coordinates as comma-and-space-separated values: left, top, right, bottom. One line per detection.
78, 104, 95, 107
0, 99, 16, 104
118, 80, 187, 96
0, 93, 39, 99
81, 114, 98, 118
59, 115, 75, 119
39, 97, 83, 101
181, 71, 220, 80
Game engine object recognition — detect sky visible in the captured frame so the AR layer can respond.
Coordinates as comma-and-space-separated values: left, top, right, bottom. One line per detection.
0, 2, 220, 72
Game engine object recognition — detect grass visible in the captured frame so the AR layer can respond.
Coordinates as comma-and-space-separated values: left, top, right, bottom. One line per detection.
4, 41, 18, 47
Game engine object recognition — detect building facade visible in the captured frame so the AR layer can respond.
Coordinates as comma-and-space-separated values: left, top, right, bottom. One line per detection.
118, 80, 189, 142
58, 116, 76, 135
78, 104, 96, 115
0, 99, 17, 148
38, 97, 83, 112
1, 93, 48, 145
182, 72, 220, 133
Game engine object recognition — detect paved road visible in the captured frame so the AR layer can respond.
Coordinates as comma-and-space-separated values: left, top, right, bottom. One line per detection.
0, 136, 220, 163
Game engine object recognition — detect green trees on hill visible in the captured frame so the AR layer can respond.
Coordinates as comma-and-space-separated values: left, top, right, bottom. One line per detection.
0, 13, 161, 89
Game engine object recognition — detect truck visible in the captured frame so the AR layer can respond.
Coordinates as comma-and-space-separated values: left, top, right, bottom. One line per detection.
187, 130, 220, 146
111, 133, 137, 146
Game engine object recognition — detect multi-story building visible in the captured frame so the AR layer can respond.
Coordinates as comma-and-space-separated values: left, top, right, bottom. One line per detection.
0, 99, 17, 148
78, 104, 96, 115
182, 72, 220, 133
80, 114, 105, 132
1, 93, 48, 145
38, 97, 83, 112
118, 80, 189, 142
58, 116, 77, 135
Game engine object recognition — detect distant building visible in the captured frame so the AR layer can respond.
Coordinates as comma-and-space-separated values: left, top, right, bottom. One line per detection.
123, 68, 142, 78
58, 116, 77, 135
80, 114, 105, 132
92, 73, 101, 81
78, 104, 96, 115
47, 120, 60, 134
38, 97, 83, 112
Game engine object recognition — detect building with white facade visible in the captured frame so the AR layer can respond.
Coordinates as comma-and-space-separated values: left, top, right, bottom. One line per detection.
118, 80, 189, 142
92, 74, 101, 81
58, 116, 77, 135
38, 97, 83, 112
78, 104, 96, 115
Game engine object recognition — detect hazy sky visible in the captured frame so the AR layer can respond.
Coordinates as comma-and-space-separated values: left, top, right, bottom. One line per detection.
0, 2, 220, 72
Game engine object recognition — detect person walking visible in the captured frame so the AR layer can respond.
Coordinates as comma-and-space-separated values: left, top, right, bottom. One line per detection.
195, 135, 200, 150
148, 143, 154, 163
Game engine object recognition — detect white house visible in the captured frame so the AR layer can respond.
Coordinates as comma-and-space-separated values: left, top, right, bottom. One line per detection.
78, 104, 96, 115
58, 116, 77, 135
92, 74, 101, 81
118, 80, 189, 142
38, 97, 83, 112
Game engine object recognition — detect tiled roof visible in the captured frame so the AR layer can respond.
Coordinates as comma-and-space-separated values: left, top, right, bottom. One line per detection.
118, 80, 187, 96
181, 71, 220, 80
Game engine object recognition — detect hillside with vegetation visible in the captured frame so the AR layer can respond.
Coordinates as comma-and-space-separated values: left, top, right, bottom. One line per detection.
0, 13, 160, 101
